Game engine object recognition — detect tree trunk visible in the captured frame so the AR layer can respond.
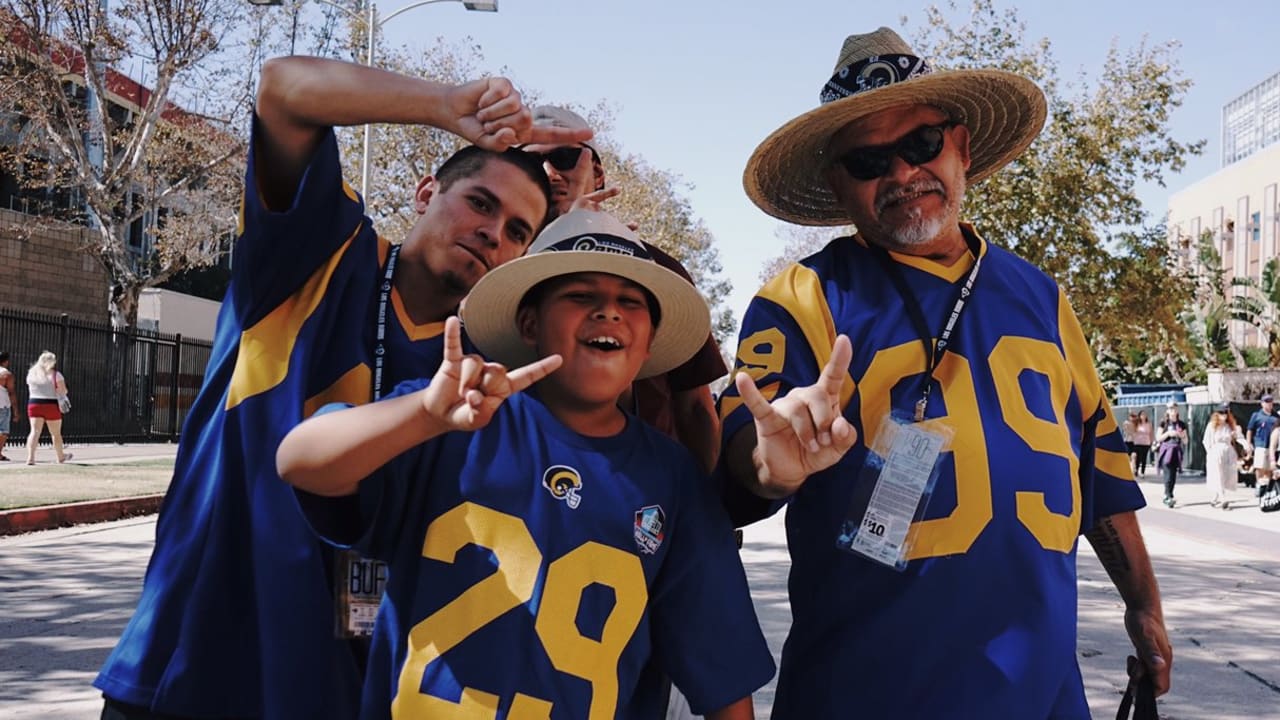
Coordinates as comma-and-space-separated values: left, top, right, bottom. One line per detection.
108, 281, 141, 331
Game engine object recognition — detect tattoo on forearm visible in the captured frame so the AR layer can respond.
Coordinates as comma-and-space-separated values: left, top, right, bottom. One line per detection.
1086, 518, 1132, 576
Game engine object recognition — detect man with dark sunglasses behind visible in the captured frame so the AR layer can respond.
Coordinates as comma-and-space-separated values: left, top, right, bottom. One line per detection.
524, 106, 727, 478
718, 27, 1172, 718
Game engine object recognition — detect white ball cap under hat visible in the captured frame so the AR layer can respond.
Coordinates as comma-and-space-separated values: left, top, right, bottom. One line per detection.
461, 209, 710, 379
743, 26, 1047, 226
530, 105, 598, 154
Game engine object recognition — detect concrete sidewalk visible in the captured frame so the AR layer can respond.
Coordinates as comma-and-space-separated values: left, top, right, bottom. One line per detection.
0, 443, 178, 535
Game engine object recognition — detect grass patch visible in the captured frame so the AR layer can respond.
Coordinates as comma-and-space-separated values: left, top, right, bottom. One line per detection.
0, 459, 175, 510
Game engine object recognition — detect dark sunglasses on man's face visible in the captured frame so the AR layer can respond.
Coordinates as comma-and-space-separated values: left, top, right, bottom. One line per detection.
834, 123, 954, 181
529, 145, 592, 172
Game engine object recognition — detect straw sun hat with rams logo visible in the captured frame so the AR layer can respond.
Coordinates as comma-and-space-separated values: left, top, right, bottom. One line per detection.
461, 209, 710, 380
743, 26, 1048, 227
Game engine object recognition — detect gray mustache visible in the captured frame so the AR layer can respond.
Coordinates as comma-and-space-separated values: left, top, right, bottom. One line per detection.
876, 181, 944, 213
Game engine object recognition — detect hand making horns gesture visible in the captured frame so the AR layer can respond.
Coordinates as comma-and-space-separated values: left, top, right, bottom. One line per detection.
734, 334, 858, 498
423, 317, 563, 432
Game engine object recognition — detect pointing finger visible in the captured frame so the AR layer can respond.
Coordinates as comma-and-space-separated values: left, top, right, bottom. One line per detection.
735, 371, 789, 436
817, 335, 852, 398
507, 354, 563, 393
442, 316, 463, 366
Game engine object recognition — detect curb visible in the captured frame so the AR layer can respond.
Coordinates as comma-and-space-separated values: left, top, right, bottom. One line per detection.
0, 494, 164, 536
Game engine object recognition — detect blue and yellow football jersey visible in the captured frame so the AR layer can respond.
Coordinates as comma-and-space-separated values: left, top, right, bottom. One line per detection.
316, 382, 776, 720
719, 228, 1143, 719
95, 121, 450, 718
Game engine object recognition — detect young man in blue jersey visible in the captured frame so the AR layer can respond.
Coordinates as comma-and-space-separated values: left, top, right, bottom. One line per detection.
94, 56, 590, 720
277, 209, 775, 720
719, 27, 1172, 718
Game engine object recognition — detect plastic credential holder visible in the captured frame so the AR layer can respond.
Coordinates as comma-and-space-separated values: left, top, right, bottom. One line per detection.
836, 411, 954, 570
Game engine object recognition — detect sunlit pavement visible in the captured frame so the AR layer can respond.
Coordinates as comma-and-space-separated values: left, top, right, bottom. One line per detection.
1, 488, 1277, 719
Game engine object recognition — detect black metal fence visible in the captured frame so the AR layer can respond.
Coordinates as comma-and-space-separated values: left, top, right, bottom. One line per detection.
1, 308, 213, 446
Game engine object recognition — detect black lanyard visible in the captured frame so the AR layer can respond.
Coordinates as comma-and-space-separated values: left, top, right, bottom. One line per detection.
873, 230, 983, 422
373, 244, 401, 401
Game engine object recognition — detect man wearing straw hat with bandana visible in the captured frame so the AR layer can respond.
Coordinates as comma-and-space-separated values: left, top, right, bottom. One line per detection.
719, 27, 1171, 718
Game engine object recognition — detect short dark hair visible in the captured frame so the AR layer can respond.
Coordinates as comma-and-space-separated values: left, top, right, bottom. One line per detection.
435, 146, 554, 228
518, 273, 662, 328
0, 351, 8, 364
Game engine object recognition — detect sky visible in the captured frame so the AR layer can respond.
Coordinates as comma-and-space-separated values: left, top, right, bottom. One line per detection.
373, 0, 1273, 327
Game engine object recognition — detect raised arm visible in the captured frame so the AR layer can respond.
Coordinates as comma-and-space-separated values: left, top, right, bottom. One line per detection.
253, 56, 591, 209
277, 317, 560, 496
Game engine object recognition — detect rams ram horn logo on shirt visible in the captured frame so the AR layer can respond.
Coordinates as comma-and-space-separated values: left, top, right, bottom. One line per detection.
542, 465, 583, 509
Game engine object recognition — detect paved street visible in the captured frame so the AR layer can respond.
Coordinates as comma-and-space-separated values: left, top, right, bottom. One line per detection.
1, 473, 1278, 719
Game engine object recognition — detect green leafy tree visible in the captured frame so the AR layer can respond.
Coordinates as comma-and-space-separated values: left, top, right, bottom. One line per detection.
0, 0, 295, 328
909, 0, 1204, 385
759, 0, 1204, 386
1187, 229, 1244, 370
758, 224, 851, 285
1230, 256, 1280, 365
597, 134, 737, 347
318, 15, 738, 346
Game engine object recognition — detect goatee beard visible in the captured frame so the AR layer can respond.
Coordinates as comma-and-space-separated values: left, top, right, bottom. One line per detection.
872, 177, 962, 250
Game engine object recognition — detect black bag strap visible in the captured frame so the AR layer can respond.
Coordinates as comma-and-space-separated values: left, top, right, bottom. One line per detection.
1115, 661, 1158, 720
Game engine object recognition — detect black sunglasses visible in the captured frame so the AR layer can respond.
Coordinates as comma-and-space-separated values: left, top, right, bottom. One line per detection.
834, 123, 954, 181
527, 145, 597, 172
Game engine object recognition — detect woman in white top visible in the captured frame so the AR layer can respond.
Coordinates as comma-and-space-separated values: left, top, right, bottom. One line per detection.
25, 351, 72, 465
1203, 404, 1248, 509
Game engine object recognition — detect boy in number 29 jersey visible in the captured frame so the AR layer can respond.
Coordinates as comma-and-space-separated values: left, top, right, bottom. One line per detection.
278, 210, 775, 720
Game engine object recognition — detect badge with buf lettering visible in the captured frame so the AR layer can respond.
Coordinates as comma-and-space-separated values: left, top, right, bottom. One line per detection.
334, 550, 387, 638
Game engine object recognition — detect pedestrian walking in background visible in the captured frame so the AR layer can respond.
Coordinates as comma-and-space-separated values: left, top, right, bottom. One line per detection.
0, 351, 18, 461
1123, 410, 1138, 474
1157, 402, 1188, 507
1204, 404, 1249, 510
1133, 410, 1154, 477
1246, 393, 1278, 493
24, 351, 71, 465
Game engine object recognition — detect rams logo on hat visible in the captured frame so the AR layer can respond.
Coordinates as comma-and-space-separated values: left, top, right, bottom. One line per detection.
542, 465, 583, 509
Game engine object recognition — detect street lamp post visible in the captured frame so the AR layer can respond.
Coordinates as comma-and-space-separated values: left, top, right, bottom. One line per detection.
248, 0, 499, 197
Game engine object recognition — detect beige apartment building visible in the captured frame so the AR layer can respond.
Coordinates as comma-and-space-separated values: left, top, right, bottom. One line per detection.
1168, 71, 1280, 348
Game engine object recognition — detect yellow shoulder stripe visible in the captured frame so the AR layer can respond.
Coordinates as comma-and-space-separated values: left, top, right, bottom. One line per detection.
302, 364, 372, 419
225, 230, 360, 410
1095, 447, 1136, 483
754, 264, 855, 407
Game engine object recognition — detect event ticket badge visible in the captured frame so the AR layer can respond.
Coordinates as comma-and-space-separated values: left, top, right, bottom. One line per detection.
836, 413, 953, 570
334, 549, 387, 638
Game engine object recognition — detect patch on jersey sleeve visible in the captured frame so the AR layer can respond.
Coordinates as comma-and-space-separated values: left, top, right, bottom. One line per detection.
634, 505, 666, 554
542, 465, 583, 509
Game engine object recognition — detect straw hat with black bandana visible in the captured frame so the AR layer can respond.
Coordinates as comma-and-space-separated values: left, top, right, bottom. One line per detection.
743, 26, 1048, 226
462, 209, 710, 380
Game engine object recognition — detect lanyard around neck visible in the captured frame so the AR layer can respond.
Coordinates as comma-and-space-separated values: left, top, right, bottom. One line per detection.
373, 244, 401, 400
872, 230, 983, 422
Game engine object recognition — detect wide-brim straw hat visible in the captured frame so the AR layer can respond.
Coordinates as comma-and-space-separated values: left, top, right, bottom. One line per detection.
462, 209, 710, 379
744, 26, 1048, 226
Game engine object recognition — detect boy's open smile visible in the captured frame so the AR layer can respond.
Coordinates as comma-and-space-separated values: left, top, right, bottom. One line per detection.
519, 272, 655, 435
